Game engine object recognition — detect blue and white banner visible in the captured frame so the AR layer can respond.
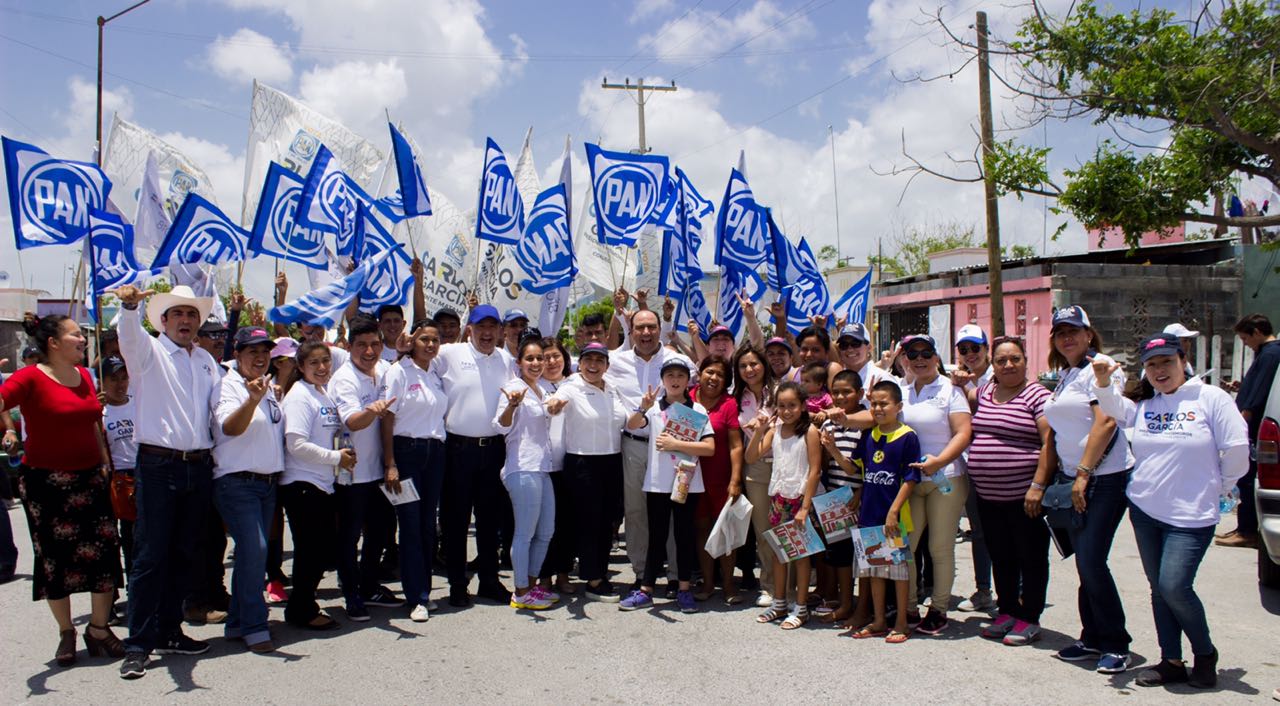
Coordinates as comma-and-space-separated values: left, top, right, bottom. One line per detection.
270, 245, 398, 328
715, 168, 770, 270
832, 269, 872, 325
782, 238, 834, 335
353, 203, 413, 313
585, 142, 670, 247
659, 225, 695, 300
152, 193, 251, 269
248, 162, 327, 269
383, 122, 432, 219
133, 151, 171, 252
657, 167, 711, 302
514, 184, 576, 295
87, 209, 148, 323
676, 285, 713, 340
718, 263, 766, 338
3, 136, 113, 250
474, 137, 525, 245
296, 143, 396, 256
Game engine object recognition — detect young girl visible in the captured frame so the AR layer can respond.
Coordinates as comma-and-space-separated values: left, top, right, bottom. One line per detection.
800, 362, 833, 414
493, 337, 557, 611
746, 382, 823, 630
619, 360, 715, 613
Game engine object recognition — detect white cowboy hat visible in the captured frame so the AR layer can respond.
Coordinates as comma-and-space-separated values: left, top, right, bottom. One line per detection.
1162, 322, 1200, 339
146, 285, 214, 332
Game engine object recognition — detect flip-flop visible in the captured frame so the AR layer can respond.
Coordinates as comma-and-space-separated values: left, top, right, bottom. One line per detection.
885, 630, 910, 644
851, 626, 888, 639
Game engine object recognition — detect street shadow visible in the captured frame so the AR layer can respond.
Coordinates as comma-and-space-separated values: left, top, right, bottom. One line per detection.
150, 653, 210, 695
24, 661, 63, 698
1258, 584, 1280, 616
563, 595, 592, 621
1106, 667, 1259, 697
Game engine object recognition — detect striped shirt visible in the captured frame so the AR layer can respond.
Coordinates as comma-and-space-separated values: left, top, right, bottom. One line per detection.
821, 420, 863, 489
967, 382, 1051, 502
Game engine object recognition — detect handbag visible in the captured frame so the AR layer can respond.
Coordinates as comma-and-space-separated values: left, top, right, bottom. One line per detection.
1042, 430, 1122, 530
109, 470, 137, 521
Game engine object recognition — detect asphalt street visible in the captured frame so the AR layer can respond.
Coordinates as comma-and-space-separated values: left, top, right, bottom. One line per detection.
1, 502, 1277, 704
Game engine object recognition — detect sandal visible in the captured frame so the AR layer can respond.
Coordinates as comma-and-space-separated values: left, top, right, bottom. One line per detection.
781, 608, 810, 630
304, 613, 340, 631
55, 628, 77, 667
756, 603, 789, 623
723, 592, 743, 606
84, 623, 127, 658
850, 625, 888, 639
885, 629, 910, 644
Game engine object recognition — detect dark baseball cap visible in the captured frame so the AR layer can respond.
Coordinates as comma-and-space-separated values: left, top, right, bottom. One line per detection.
660, 358, 692, 377
837, 323, 870, 344
579, 342, 610, 361
198, 318, 229, 335
21, 346, 39, 360
234, 327, 273, 350
1138, 333, 1183, 363
901, 334, 937, 351
1051, 305, 1091, 330
101, 355, 127, 376
433, 307, 461, 323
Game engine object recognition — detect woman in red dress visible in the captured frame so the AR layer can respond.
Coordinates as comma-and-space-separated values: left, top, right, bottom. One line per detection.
691, 356, 744, 604
0, 314, 123, 667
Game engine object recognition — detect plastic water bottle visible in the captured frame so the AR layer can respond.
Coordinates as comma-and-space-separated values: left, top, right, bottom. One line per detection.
923, 456, 953, 495
335, 431, 354, 486
1219, 486, 1241, 514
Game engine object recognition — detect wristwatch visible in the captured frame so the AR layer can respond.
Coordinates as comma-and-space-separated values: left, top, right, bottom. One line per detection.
1029, 481, 1046, 491
1075, 463, 1095, 476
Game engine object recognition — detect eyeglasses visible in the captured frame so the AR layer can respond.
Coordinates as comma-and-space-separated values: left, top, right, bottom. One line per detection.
956, 344, 982, 355
266, 398, 282, 424
837, 340, 865, 350
199, 332, 227, 340
905, 349, 936, 360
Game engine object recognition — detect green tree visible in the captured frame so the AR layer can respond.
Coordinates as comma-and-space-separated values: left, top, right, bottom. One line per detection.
1003, 244, 1037, 259
815, 244, 853, 270
894, 0, 1280, 247
870, 221, 978, 278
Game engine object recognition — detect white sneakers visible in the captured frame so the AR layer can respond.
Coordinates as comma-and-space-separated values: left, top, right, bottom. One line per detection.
410, 604, 430, 622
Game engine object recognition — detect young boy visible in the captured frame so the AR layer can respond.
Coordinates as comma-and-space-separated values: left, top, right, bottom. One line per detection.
817, 370, 864, 626
851, 380, 920, 644
100, 355, 137, 624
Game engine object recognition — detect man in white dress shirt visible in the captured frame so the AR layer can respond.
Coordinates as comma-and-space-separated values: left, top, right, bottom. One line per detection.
113, 284, 223, 679
433, 304, 515, 607
603, 308, 693, 589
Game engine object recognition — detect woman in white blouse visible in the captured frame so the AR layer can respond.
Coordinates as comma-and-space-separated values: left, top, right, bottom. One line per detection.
537, 337, 575, 597
1092, 334, 1248, 689
212, 327, 286, 653
898, 334, 972, 637
492, 337, 557, 611
279, 341, 355, 630
547, 342, 629, 601
380, 319, 448, 622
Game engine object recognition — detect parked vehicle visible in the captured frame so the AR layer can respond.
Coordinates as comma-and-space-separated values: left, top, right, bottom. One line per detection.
1257, 371, 1280, 588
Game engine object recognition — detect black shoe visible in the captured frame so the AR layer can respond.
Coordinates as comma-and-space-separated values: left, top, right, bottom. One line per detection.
915, 610, 949, 636
1136, 659, 1189, 687
499, 551, 513, 570
154, 634, 210, 656
476, 582, 512, 604
664, 581, 678, 599
0, 565, 15, 584
1188, 649, 1218, 689
465, 558, 480, 572
363, 586, 404, 608
119, 652, 148, 679
448, 590, 472, 608
585, 580, 621, 603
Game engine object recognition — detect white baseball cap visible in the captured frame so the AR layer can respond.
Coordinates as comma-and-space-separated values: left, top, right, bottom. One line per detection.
956, 324, 987, 346
1162, 323, 1200, 339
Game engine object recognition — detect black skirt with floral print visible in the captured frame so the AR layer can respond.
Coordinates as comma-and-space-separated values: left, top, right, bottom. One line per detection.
18, 466, 123, 601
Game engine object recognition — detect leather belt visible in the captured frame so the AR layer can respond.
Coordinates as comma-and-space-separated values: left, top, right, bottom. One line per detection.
447, 434, 502, 447
225, 471, 279, 483
138, 443, 212, 463
622, 430, 648, 442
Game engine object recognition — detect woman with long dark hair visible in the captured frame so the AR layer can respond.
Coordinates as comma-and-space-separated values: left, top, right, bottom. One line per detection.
537, 336, 576, 597
0, 314, 123, 666
691, 356, 744, 604
732, 345, 777, 607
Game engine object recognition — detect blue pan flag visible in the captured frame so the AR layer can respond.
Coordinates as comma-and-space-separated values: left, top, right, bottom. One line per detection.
270, 245, 400, 328
352, 202, 414, 313
585, 142, 670, 247
715, 168, 769, 270
3, 136, 113, 250
385, 122, 432, 219
152, 193, 250, 269
248, 162, 328, 269
515, 184, 576, 294
832, 269, 872, 325
87, 209, 149, 323
474, 137, 525, 245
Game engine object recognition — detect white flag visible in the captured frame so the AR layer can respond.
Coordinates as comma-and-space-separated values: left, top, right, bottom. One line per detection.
242, 81, 383, 227
102, 116, 219, 233
133, 152, 171, 251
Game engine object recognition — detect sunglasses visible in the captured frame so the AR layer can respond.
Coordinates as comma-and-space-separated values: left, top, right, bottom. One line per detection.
199, 332, 227, 340
905, 349, 936, 360
837, 340, 865, 350
956, 344, 982, 355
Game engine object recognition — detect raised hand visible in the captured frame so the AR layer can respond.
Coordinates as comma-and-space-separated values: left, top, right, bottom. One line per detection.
879, 342, 900, 371
274, 272, 288, 297
634, 288, 650, 310
835, 315, 847, 331
769, 300, 785, 320
545, 397, 568, 415
1089, 354, 1121, 387
411, 257, 424, 278
395, 331, 413, 354
247, 302, 267, 327
736, 291, 756, 318
613, 286, 630, 314
639, 385, 658, 411
950, 369, 974, 389
467, 290, 480, 309
662, 296, 675, 322
111, 285, 155, 307
245, 375, 270, 403
503, 387, 526, 408
687, 319, 701, 340
810, 314, 828, 330
229, 290, 247, 311
365, 397, 396, 417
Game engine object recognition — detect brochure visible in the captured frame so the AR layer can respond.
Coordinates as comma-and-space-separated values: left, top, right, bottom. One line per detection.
853, 524, 911, 568
812, 486, 858, 543
764, 516, 826, 564
379, 478, 420, 506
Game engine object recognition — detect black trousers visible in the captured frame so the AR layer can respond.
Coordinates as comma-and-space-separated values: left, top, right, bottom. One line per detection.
443, 436, 506, 590
564, 453, 623, 582
185, 497, 229, 610
642, 492, 697, 586
976, 495, 1050, 624
335, 480, 392, 602
279, 482, 336, 626
1237, 461, 1258, 535
538, 470, 575, 579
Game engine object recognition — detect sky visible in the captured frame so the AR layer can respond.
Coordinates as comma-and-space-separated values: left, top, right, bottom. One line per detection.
0, 0, 1205, 303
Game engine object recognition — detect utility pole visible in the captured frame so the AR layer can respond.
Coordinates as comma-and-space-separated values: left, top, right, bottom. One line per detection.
976, 10, 1005, 337
828, 125, 842, 267
600, 77, 677, 154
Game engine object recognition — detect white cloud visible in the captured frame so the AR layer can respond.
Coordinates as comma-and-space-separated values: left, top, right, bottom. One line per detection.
207, 28, 293, 85
59, 77, 133, 159
298, 60, 409, 134
631, 0, 676, 23
638, 0, 817, 65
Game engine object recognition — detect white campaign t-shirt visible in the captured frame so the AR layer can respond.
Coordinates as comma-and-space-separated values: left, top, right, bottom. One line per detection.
491, 378, 553, 480
1043, 364, 1135, 477
103, 397, 137, 470
551, 376, 628, 456
212, 372, 286, 478
281, 382, 342, 493
383, 358, 446, 441
641, 399, 714, 494
432, 342, 514, 437
1096, 380, 1250, 528
900, 376, 971, 478
330, 359, 390, 484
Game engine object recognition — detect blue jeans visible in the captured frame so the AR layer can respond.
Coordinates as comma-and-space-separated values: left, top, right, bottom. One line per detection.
502, 472, 554, 590
392, 436, 445, 607
125, 449, 212, 655
1067, 470, 1132, 654
1129, 503, 1215, 661
213, 473, 276, 645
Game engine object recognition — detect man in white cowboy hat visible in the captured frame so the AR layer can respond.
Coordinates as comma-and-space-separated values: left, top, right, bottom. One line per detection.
112, 283, 223, 680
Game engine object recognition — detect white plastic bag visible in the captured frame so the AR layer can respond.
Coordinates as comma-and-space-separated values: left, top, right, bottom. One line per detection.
704, 495, 754, 558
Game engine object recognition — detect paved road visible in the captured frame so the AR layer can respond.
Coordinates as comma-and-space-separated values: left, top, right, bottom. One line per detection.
1, 502, 1277, 704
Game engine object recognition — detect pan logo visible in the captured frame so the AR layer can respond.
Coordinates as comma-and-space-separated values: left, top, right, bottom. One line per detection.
169, 170, 198, 199
20, 159, 107, 244
176, 215, 244, 264
595, 163, 659, 239
269, 184, 322, 259
479, 152, 519, 236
